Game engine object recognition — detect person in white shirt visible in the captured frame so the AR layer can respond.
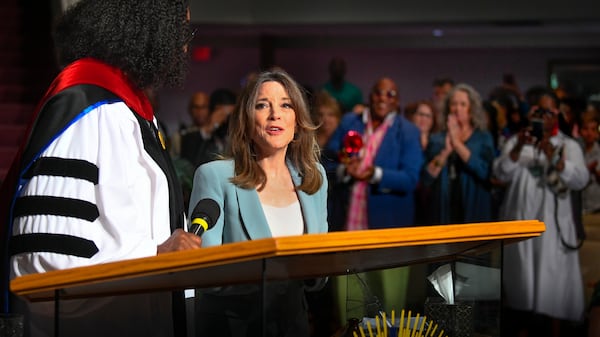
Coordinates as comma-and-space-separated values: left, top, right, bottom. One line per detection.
494, 107, 589, 336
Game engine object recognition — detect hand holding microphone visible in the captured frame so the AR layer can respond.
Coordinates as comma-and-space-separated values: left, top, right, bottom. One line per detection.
157, 198, 220, 254
188, 198, 220, 236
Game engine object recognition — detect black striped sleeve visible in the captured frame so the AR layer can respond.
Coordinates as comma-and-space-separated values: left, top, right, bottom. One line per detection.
13, 195, 99, 222
9, 233, 99, 258
22, 157, 99, 184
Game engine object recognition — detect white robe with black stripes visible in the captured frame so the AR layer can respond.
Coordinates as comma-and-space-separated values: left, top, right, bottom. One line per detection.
10, 101, 176, 337
11, 101, 172, 274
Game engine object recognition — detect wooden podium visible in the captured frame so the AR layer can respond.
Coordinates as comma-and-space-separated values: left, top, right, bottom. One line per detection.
11, 220, 544, 336
11, 220, 544, 301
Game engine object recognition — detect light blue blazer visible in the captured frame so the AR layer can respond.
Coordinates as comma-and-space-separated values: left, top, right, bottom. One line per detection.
188, 159, 328, 247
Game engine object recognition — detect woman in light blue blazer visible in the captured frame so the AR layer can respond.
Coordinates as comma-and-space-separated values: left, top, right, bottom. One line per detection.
189, 69, 328, 337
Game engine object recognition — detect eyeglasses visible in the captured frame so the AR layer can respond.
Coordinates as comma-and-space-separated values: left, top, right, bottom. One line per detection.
185, 28, 198, 45
531, 108, 555, 118
372, 89, 397, 99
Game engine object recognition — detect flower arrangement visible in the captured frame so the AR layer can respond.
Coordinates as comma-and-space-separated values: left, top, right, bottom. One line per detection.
339, 130, 363, 162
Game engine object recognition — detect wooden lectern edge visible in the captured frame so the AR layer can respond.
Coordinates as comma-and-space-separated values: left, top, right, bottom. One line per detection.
268, 220, 545, 254
10, 238, 281, 296
10, 220, 545, 297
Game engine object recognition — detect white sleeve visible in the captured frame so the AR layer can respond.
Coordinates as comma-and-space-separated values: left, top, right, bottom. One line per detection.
493, 135, 521, 183
558, 138, 590, 191
11, 102, 171, 277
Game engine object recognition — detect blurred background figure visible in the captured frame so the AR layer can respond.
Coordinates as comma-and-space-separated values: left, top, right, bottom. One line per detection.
537, 88, 560, 113
311, 90, 345, 231
494, 106, 589, 337
180, 88, 237, 169
313, 90, 343, 149
170, 91, 210, 158
306, 90, 345, 336
405, 99, 438, 225
578, 102, 600, 333
322, 57, 364, 113
580, 103, 600, 214
325, 76, 422, 323
499, 73, 522, 95
483, 87, 527, 220
431, 77, 454, 118
422, 83, 495, 225
325, 77, 422, 230
172, 89, 236, 210
558, 96, 586, 138
487, 86, 527, 153
405, 99, 438, 151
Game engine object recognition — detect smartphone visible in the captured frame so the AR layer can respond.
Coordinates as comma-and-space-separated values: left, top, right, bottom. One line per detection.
530, 119, 544, 141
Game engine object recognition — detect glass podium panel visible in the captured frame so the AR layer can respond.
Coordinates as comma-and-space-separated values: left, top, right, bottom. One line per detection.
224, 239, 505, 337
10, 221, 544, 337
296, 241, 503, 337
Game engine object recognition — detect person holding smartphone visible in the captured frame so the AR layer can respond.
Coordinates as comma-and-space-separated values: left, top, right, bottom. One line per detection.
493, 104, 589, 336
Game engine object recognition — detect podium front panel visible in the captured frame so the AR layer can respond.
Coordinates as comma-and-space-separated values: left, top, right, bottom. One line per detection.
189, 239, 504, 337
10, 221, 544, 336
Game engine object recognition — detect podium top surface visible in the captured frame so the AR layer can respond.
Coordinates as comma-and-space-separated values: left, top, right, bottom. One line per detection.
11, 220, 544, 301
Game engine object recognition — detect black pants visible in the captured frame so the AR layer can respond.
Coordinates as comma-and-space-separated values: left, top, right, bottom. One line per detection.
195, 281, 309, 337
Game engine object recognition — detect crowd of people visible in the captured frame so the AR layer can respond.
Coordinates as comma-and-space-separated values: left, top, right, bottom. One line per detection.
163, 62, 600, 336
313, 71, 599, 337
2, 0, 600, 336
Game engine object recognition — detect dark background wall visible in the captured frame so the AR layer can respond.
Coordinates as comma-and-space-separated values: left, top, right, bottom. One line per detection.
52, 0, 600, 135
159, 44, 600, 134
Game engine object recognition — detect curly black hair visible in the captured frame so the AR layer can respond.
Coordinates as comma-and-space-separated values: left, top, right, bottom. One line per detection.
54, 0, 191, 89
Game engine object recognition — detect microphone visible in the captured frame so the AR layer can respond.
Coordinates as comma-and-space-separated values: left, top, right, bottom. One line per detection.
188, 198, 220, 236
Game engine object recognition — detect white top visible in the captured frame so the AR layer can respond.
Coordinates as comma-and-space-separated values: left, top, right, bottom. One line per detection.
262, 201, 304, 237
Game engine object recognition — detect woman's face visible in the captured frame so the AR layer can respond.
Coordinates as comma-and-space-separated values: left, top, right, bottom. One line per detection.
251, 81, 296, 157
412, 103, 434, 134
580, 120, 599, 145
317, 106, 340, 136
539, 94, 556, 111
530, 108, 557, 135
449, 90, 471, 126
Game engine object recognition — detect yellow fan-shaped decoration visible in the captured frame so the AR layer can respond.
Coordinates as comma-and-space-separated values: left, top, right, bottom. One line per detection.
353, 309, 448, 337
